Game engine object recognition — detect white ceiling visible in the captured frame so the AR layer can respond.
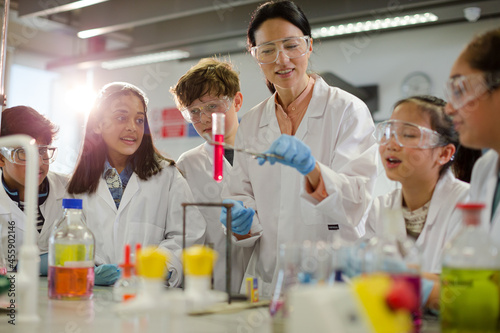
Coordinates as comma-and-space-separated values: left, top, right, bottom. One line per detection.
8, 0, 500, 69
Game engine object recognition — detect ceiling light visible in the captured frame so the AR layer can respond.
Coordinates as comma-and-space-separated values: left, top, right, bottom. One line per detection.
21, 0, 109, 17
101, 50, 190, 70
311, 12, 438, 38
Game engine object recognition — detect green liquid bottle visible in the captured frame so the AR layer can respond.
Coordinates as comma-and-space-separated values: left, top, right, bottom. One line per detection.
441, 203, 500, 333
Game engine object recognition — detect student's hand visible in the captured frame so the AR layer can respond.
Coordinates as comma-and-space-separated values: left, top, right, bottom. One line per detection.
39, 253, 48, 276
94, 264, 120, 286
220, 199, 255, 235
258, 134, 316, 175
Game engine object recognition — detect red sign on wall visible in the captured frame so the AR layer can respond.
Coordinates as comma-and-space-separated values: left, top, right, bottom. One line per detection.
153, 107, 186, 138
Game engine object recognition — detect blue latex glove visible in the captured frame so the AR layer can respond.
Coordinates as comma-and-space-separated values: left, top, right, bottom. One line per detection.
220, 199, 255, 235
421, 278, 435, 308
94, 264, 120, 286
39, 253, 48, 276
257, 134, 316, 175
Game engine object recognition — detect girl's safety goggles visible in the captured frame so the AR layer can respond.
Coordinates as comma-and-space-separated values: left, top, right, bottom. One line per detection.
375, 120, 444, 149
444, 72, 500, 110
0, 145, 58, 165
180, 96, 232, 124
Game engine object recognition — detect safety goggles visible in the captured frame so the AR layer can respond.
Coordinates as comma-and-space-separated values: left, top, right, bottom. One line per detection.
180, 96, 232, 124
250, 36, 311, 65
375, 120, 444, 149
0, 145, 58, 165
444, 72, 500, 109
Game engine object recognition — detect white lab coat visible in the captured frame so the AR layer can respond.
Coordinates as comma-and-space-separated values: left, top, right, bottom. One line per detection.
224, 75, 378, 296
177, 143, 252, 293
73, 161, 206, 287
469, 150, 500, 243
0, 171, 68, 269
364, 170, 470, 273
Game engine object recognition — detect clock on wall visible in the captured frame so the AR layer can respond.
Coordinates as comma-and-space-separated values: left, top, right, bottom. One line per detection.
401, 71, 433, 97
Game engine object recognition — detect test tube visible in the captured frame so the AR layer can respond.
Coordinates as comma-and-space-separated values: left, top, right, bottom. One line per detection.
212, 112, 225, 183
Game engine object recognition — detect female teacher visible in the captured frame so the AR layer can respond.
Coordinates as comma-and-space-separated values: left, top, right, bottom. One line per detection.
221, 0, 378, 296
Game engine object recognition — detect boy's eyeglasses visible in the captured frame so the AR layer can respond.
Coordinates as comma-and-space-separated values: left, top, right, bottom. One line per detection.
250, 36, 311, 65
444, 72, 500, 110
0, 145, 58, 165
180, 97, 232, 124
375, 120, 444, 149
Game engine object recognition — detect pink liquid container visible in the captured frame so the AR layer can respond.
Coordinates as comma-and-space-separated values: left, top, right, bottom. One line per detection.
212, 113, 225, 183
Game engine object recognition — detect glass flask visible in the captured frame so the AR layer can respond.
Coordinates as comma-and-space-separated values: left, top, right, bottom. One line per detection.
372, 208, 422, 332
114, 244, 139, 302
48, 198, 95, 300
441, 203, 500, 333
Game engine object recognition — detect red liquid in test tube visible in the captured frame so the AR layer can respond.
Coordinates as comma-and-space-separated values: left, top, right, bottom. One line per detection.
212, 113, 225, 183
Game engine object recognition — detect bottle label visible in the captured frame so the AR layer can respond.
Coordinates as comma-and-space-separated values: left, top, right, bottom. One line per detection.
55, 244, 94, 267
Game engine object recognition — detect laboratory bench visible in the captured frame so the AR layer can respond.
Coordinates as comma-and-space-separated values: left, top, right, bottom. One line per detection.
1, 277, 441, 333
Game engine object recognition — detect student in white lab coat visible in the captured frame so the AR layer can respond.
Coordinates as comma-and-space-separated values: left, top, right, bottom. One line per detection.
221, 1, 378, 297
444, 28, 500, 240
171, 58, 252, 293
366, 96, 481, 272
67, 82, 206, 286
365, 96, 483, 309
0, 106, 68, 274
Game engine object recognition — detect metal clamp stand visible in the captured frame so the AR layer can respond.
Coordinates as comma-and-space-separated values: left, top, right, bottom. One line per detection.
182, 202, 234, 304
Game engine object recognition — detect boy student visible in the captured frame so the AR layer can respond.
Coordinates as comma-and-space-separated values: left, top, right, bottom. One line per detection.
171, 58, 251, 293
0, 106, 68, 274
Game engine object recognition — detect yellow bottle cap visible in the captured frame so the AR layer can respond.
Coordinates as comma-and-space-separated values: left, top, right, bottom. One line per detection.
136, 246, 169, 279
183, 245, 217, 276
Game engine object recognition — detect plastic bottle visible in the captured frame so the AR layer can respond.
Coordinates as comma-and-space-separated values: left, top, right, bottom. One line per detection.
212, 112, 225, 183
113, 244, 139, 302
48, 198, 95, 300
441, 203, 500, 333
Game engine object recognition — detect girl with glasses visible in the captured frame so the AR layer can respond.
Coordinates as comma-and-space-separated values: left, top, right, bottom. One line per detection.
0, 106, 68, 276
366, 96, 481, 310
220, 0, 378, 297
67, 82, 206, 286
445, 28, 500, 230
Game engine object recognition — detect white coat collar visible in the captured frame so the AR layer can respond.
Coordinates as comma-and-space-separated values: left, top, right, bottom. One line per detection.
391, 169, 459, 244
425, 170, 456, 229
388, 190, 408, 240
117, 173, 139, 213
202, 141, 233, 170
257, 74, 330, 140
96, 172, 140, 213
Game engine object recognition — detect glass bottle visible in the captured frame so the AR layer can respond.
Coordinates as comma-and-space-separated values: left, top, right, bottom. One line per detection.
113, 244, 139, 302
441, 203, 500, 333
270, 243, 301, 318
48, 198, 95, 300
0, 224, 8, 275
373, 208, 422, 332
212, 112, 225, 183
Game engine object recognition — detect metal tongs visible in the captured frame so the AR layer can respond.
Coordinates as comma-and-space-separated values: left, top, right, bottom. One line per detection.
203, 133, 283, 161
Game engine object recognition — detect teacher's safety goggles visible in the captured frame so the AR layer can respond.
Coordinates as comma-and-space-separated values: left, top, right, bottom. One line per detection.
375, 120, 444, 149
250, 36, 311, 65
444, 72, 500, 110
0, 145, 58, 165
180, 97, 232, 124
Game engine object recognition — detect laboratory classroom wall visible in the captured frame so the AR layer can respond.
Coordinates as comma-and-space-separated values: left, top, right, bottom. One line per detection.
8, 17, 500, 174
